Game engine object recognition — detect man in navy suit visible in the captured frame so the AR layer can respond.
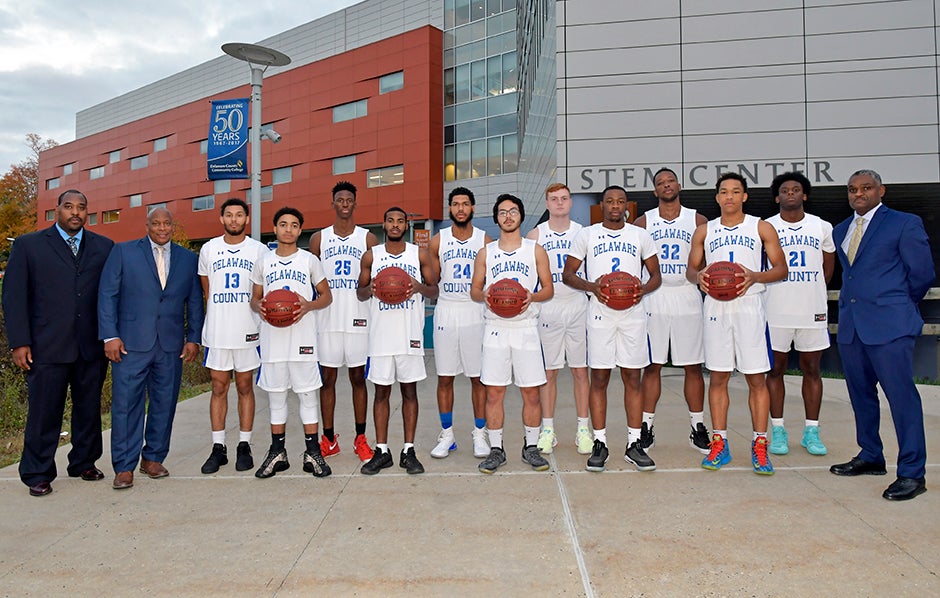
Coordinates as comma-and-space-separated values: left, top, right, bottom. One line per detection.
98, 207, 203, 489
829, 169, 935, 501
2, 190, 114, 496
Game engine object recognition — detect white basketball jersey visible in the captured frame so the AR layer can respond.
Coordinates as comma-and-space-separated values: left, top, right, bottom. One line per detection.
535, 221, 584, 300
483, 238, 540, 322
438, 226, 485, 303
765, 213, 835, 328
250, 248, 325, 363
644, 206, 697, 288
569, 223, 657, 282
317, 225, 370, 334
704, 215, 765, 296
368, 243, 425, 357
198, 236, 268, 348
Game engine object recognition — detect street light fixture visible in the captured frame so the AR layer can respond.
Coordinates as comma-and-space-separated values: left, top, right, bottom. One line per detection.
221, 42, 291, 240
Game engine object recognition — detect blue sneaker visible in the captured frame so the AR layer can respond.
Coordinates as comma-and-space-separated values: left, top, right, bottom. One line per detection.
752, 437, 774, 475
769, 425, 789, 455
701, 435, 731, 470
800, 426, 828, 455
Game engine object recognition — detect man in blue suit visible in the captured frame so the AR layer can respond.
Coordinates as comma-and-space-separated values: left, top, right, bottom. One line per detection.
829, 169, 935, 501
2, 190, 113, 497
98, 207, 203, 489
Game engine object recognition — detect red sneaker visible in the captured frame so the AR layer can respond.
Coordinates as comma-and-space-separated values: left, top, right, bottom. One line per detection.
354, 434, 374, 462
320, 434, 340, 457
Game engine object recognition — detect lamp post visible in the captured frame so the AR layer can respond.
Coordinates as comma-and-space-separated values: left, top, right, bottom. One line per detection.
221, 42, 291, 240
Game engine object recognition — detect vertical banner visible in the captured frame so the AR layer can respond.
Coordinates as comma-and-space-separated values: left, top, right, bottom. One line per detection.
207, 98, 249, 180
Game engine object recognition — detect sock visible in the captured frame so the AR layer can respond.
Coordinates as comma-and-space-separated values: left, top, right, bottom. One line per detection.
440, 411, 453, 430
272, 433, 286, 451
524, 426, 540, 446
323, 427, 335, 442
239, 430, 251, 444
355, 421, 367, 436
376, 443, 389, 454
627, 426, 641, 445
714, 429, 727, 440
689, 412, 705, 428
487, 428, 503, 449
642, 412, 655, 427
475, 417, 487, 429
211, 430, 225, 445
593, 428, 607, 444
805, 419, 819, 428
403, 442, 414, 452
771, 417, 785, 428
754, 431, 768, 441
577, 417, 589, 429
542, 417, 554, 430
305, 434, 318, 453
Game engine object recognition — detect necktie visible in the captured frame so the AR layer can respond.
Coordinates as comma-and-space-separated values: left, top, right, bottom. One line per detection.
846, 217, 864, 265
156, 246, 167, 289
66, 236, 78, 256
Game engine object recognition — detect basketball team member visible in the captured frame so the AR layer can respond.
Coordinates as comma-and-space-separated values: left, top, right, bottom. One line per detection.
471, 194, 554, 474
563, 185, 661, 473
198, 198, 268, 474
428, 187, 492, 459
687, 172, 787, 475
250, 207, 333, 479
526, 183, 591, 455
309, 181, 377, 462
356, 207, 438, 475
764, 172, 835, 457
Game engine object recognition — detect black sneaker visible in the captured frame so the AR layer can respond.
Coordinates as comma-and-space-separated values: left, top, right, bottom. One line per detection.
478, 447, 507, 474
255, 446, 289, 478
399, 447, 425, 475
360, 447, 393, 475
302, 447, 332, 477
689, 423, 711, 455
235, 441, 254, 471
624, 441, 656, 471
639, 422, 655, 450
200, 443, 228, 474
586, 439, 609, 472
521, 444, 549, 471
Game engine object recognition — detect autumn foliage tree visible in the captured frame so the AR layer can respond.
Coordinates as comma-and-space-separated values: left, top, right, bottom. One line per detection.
0, 134, 58, 269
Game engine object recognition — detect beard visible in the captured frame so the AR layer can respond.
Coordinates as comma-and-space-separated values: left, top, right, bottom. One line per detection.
224, 223, 246, 236
386, 230, 406, 242
449, 211, 473, 228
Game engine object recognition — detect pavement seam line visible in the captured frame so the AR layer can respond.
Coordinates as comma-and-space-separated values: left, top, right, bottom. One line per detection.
548, 453, 596, 598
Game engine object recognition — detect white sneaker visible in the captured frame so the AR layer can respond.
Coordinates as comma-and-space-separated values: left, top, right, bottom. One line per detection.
576, 426, 593, 455
471, 427, 490, 458
430, 428, 456, 459
537, 427, 557, 454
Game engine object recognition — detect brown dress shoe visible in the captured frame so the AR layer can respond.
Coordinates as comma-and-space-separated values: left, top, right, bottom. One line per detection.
139, 459, 169, 479
113, 471, 134, 489
78, 467, 105, 481
29, 481, 53, 497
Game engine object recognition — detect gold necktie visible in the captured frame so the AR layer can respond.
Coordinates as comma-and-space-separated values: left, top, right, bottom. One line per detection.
846, 217, 864, 265
156, 246, 167, 289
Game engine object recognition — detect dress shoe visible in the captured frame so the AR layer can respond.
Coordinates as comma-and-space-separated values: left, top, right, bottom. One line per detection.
139, 459, 169, 479
28, 481, 53, 497
113, 471, 134, 490
829, 457, 887, 476
883, 477, 927, 501
70, 467, 105, 481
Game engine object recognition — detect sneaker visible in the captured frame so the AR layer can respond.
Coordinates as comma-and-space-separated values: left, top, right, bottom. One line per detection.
752, 437, 774, 475
586, 439, 609, 472
254, 446, 289, 479
320, 434, 340, 458
522, 444, 550, 471
800, 426, 828, 456
235, 441, 254, 471
471, 428, 490, 458
302, 447, 332, 477
200, 443, 227, 474
360, 447, 393, 475
353, 434, 374, 462
536, 427, 557, 454
701, 435, 731, 470
689, 423, 711, 455
478, 447, 507, 474
576, 426, 593, 455
624, 441, 656, 471
769, 425, 789, 455
400, 447, 425, 474
638, 422, 655, 451
430, 428, 457, 459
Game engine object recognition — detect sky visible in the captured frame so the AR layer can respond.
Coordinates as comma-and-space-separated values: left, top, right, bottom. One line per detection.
0, 0, 361, 174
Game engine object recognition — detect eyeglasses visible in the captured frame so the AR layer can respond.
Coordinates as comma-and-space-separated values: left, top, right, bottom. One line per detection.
497, 208, 520, 218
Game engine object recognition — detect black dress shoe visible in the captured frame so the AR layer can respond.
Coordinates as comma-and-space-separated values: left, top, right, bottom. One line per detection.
79, 467, 105, 481
883, 477, 926, 501
29, 481, 52, 497
830, 457, 887, 476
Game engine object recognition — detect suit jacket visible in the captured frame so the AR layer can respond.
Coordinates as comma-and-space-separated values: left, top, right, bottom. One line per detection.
2, 227, 114, 363
833, 205, 934, 345
97, 238, 204, 353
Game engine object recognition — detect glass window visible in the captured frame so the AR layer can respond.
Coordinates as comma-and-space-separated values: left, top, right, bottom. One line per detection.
333, 155, 356, 175
455, 64, 470, 103
89, 166, 105, 180
456, 119, 486, 142
502, 0, 513, 11
470, 59, 486, 101
444, 48, 455, 68
444, 105, 455, 125
272, 167, 292, 185
486, 0, 502, 16
487, 92, 516, 115
214, 180, 231, 194
470, 139, 486, 178
503, 133, 518, 173
454, 20, 486, 46
130, 155, 148, 170
470, 0, 485, 21
488, 31, 515, 55
46, 177, 60, 190
63, 163, 74, 176
445, 125, 455, 145
129, 194, 142, 208
487, 10, 515, 36
87, 213, 97, 225
455, 0, 470, 27
193, 195, 214, 212
487, 56, 502, 96
444, 68, 456, 106
456, 99, 486, 122
455, 142, 470, 180
102, 210, 120, 224
379, 71, 404, 94
109, 150, 121, 164
444, 145, 456, 182
45, 209, 55, 221
333, 99, 368, 123
366, 165, 404, 188
488, 113, 516, 136
503, 51, 517, 93
261, 186, 273, 203
445, 0, 456, 29
487, 137, 503, 175
154, 137, 167, 152
199, 140, 208, 154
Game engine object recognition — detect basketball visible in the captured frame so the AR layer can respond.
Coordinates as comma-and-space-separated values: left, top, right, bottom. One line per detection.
373, 266, 412, 305
262, 288, 301, 327
487, 278, 527, 318
704, 261, 745, 301
598, 271, 642, 310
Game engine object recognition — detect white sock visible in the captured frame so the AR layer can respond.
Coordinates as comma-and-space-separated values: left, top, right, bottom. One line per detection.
689, 412, 704, 428
524, 426, 540, 446
403, 442, 414, 451
714, 429, 727, 439
754, 431, 767, 441
542, 417, 554, 430
211, 430, 225, 445
577, 417, 589, 429
642, 412, 655, 427
805, 419, 819, 428
487, 428, 503, 449
771, 417, 785, 428
376, 443, 389, 454
627, 426, 641, 445
239, 430, 251, 443
593, 428, 607, 444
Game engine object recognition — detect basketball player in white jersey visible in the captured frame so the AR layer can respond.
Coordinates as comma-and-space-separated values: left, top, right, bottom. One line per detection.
198, 198, 268, 474
356, 207, 438, 475
471, 194, 554, 474
764, 172, 835, 457
250, 207, 333, 479
563, 185, 661, 473
526, 183, 591, 455
634, 168, 710, 454
428, 187, 492, 459
308, 181, 378, 463
687, 172, 787, 475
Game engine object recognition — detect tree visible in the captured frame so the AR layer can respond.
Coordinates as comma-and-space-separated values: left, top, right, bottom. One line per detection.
0, 134, 57, 269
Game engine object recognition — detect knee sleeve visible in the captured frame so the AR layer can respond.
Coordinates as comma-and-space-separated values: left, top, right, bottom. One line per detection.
268, 391, 289, 425
298, 390, 320, 425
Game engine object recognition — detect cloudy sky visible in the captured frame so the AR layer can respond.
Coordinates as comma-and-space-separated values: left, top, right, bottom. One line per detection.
0, 0, 360, 174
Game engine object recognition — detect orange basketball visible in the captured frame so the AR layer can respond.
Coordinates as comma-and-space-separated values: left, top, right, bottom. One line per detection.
598, 271, 642, 310
487, 278, 527, 318
262, 288, 300, 327
373, 266, 412, 305
704, 261, 745, 301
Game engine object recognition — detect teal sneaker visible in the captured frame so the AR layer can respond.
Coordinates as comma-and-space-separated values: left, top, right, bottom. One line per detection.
800, 426, 828, 455
701, 435, 731, 470
769, 425, 789, 455
752, 437, 775, 475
